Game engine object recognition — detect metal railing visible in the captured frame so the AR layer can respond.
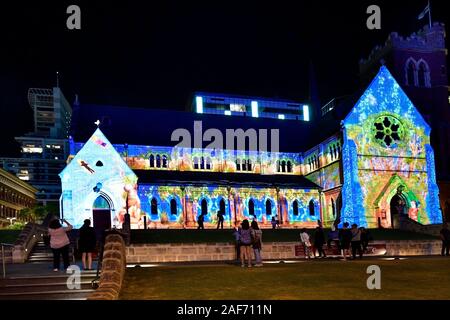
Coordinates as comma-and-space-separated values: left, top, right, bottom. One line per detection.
1, 243, 14, 279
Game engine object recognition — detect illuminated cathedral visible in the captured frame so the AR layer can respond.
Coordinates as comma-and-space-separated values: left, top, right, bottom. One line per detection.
59, 66, 443, 230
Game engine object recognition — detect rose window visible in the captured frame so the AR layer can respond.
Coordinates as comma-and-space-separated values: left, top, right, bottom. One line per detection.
373, 115, 404, 148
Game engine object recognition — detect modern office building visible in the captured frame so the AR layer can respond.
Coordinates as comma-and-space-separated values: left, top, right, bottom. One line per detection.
191, 92, 310, 121
0, 87, 72, 205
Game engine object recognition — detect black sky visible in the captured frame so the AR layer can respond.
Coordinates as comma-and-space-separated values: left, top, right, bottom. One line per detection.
0, 0, 449, 156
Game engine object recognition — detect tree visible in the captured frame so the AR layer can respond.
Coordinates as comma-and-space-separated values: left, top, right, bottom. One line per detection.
18, 205, 49, 223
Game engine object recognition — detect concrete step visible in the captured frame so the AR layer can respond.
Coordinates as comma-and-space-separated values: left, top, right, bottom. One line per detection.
29, 253, 53, 257
0, 289, 95, 300
0, 292, 92, 300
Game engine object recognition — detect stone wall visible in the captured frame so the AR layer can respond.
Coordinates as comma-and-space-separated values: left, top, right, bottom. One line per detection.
126, 240, 443, 263
385, 240, 442, 256
87, 233, 127, 300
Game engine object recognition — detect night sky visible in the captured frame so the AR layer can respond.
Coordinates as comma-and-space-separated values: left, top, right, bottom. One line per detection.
0, 0, 449, 156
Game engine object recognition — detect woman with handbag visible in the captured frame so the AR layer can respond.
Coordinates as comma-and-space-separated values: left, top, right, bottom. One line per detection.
48, 218, 73, 271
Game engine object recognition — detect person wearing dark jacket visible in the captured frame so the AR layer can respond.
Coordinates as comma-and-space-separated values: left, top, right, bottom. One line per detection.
314, 226, 327, 258
78, 219, 97, 270
339, 222, 352, 260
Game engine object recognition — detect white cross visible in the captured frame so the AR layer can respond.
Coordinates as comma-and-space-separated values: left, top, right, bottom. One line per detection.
94, 120, 100, 127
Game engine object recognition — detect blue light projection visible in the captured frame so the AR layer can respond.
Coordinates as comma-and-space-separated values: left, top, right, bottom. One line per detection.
341, 66, 442, 227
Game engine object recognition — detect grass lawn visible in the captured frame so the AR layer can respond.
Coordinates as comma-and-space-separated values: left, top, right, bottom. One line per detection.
120, 257, 450, 300
0, 230, 21, 244
130, 228, 437, 244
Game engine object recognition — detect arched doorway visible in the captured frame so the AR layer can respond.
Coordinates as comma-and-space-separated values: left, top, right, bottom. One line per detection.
389, 188, 408, 229
92, 195, 111, 232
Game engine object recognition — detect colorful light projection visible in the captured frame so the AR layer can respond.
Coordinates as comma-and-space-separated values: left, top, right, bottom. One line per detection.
60, 129, 138, 229
136, 184, 321, 228
341, 66, 442, 228
305, 162, 341, 191
71, 141, 302, 175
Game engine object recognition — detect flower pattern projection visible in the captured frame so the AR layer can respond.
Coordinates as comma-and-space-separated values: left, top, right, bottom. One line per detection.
372, 115, 405, 148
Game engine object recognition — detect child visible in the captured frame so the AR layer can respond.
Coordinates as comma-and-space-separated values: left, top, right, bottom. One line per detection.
300, 228, 312, 259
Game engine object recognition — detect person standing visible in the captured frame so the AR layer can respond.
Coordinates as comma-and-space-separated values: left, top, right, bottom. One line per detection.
350, 224, 363, 260
314, 226, 326, 258
271, 216, 277, 229
339, 222, 352, 261
440, 223, 450, 256
251, 220, 263, 267
360, 227, 370, 253
327, 224, 340, 255
216, 211, 224, 230
48, 218, 73, 271
300, 228, 313, 259
239, 219, 253, 268
78, 219, 97, 270
197, 214, 205, 230
232, 226, 241, 264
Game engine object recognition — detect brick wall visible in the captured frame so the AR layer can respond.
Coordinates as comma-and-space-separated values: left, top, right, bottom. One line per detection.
126, 240, 443, 263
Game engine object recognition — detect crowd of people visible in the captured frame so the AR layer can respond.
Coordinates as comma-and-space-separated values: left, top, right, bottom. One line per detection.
46, 214, 450, 272
300, 221, 372, 261
231, 218, 377, 267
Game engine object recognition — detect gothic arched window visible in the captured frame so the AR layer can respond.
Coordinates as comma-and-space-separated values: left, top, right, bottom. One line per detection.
281, 160, 286, 173
417, 61, 430, 87
151, 198, 158, 215
249, 199, 255, 217
293, 200, 299, 216
156, 155, 161, 168
170, 198, 177, 215
309, 200, 315, 216
265, 199, 272, 216
287, 161, 292, 173
406, 59, 416, 86
149, 154, 155, 168
205, 157, 212, 170
193, 157, 199, 170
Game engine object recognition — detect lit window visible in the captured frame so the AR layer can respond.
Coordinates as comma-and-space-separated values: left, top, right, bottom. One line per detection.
229, 104, 246, 112
278, 114, 285, 120
303, 105, 310, 121
22, 147, 43, 153
224, 110, 231, 116
251, 101, 259, 118
196, 96, 203, 114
